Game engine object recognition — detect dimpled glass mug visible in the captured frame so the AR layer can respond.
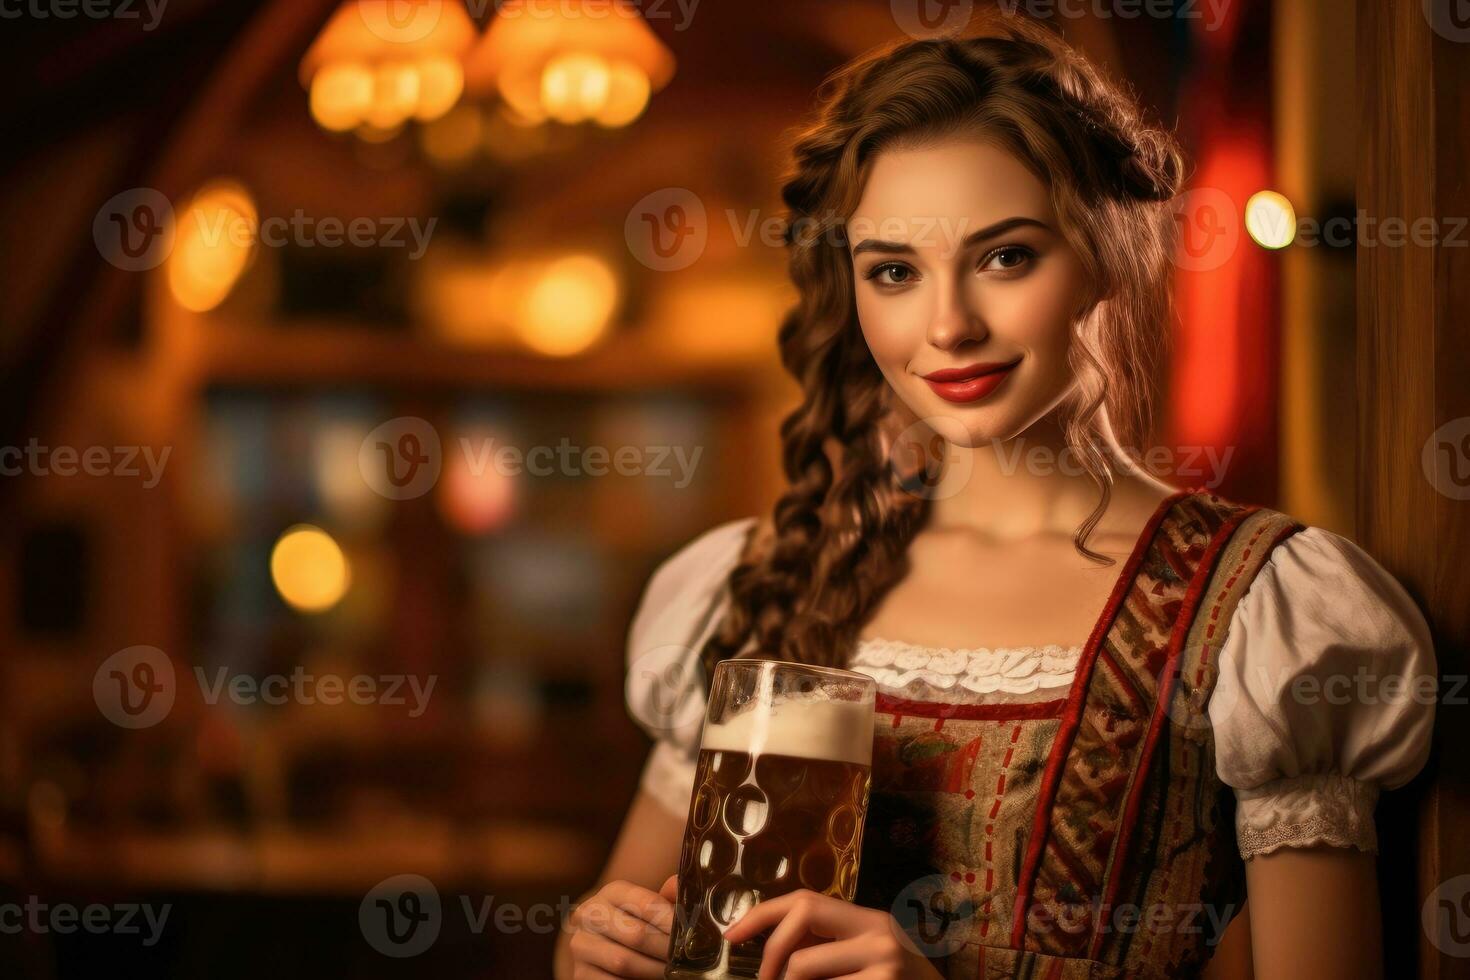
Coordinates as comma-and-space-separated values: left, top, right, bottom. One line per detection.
665, 658, 876, 980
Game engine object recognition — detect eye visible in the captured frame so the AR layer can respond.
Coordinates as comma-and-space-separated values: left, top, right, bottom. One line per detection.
980, 245, 1036, 274
865, 262, 918, 287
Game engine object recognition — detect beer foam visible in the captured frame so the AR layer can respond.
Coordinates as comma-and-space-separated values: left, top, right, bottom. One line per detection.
700, 697, 873, 766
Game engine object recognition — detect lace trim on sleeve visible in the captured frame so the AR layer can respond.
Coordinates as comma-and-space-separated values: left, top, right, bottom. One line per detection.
1234, 772, 1379, 859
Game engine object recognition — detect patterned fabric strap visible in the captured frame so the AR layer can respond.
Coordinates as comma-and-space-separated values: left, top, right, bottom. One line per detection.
1011, 492, 1302, 967
1094, 505, 1303, 970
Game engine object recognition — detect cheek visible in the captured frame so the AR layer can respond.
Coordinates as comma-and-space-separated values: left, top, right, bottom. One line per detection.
855, 288, 928, 371
971, 263, 1082, 356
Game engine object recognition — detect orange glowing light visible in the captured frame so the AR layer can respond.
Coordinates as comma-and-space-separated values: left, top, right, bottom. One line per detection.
300, 1, 476, 137
594, 60, 651, 127
465, 0, 673, 126
541, 52, 612, 123
414, 54, 466, 122
309, 62, 374, 132
167, 180, 258, 313
518, 254, 620, 356
270, 525, 351, 613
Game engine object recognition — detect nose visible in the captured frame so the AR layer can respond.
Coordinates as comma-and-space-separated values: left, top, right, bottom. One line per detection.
925, 275, 990, 352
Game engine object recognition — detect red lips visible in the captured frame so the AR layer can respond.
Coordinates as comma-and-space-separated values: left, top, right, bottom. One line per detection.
921, 362, 1017, 382
920, 360, 1021, 404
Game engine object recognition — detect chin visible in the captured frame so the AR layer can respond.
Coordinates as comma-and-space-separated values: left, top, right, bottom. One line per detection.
900, 383, 1065, 450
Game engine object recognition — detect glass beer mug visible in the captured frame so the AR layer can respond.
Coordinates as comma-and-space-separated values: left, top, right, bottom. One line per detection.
666, 658, 876, 980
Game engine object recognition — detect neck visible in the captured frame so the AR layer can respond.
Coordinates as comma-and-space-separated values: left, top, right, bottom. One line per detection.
925, 413, 1138, 541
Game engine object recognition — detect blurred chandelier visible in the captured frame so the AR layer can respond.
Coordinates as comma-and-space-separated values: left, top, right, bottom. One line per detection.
300, 1, 478, 138
463, 0, 675, 127
301, 1, 675, 140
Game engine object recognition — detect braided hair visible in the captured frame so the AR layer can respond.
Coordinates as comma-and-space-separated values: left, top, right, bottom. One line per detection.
699, 13, 1187, 680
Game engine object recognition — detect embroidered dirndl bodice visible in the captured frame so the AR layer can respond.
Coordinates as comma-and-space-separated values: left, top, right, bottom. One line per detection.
851, 490, 1303, 979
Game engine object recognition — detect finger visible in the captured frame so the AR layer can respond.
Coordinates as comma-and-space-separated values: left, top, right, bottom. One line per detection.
783, 938, 883, 980
754, 899, 816, 980
658, 874, 678, 903
602, 881, 676, 935
575, 901, 674, 960
570, 929, 667, 979
725, 891, 856, 946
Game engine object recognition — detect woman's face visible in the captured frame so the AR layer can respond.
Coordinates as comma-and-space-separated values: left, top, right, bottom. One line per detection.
847, 137, 1092, 447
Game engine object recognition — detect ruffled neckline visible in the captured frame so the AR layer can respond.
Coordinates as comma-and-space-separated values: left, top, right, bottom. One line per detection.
850, 636, 1083, 697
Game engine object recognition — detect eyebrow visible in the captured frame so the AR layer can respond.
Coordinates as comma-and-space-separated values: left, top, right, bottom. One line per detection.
849, 216, 1054, 256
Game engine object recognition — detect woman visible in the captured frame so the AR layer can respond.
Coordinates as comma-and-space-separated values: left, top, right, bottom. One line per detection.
557, 15, 1434, 980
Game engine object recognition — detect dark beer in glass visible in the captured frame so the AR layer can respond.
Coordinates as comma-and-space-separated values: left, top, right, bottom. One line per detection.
665, 658, 876, 980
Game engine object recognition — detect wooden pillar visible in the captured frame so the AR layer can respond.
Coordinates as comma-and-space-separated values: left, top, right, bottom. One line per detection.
1357, 1, 1470, 976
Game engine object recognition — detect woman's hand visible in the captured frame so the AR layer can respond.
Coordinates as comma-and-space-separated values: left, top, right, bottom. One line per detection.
563, 875, 678, 979
722, 889, 946, 980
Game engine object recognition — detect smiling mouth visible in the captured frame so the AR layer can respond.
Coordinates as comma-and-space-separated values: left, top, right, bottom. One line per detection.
920, 359, 1022, 404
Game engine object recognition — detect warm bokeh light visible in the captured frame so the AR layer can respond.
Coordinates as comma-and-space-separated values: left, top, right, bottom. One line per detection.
595, 60, 652, 127
414, 55, 466, 122
314, 421, 389, 530
270, 525, 351, 613
518, 254, 620, 356
541, 52, 612, 124
1246, 190, 1297, 249
438, 423, 518, 535
167, 180, 258, 313
366, 62, 421, 129
466, 0, 674, 128
300, 1, 476, 138
418, 249, 621, 356
309, 62, 374, 132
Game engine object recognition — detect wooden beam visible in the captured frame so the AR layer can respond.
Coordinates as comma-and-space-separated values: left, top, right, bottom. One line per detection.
1357, 1, 1470, 976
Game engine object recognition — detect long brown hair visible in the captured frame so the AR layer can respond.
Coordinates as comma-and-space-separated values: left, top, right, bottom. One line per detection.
699, 14, 1186, 680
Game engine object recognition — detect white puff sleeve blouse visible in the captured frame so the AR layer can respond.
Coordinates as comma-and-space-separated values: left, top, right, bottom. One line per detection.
625, 518, 757, 819
625, 518, 1437, 862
